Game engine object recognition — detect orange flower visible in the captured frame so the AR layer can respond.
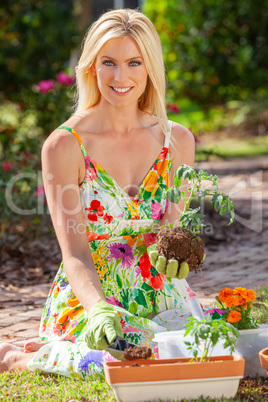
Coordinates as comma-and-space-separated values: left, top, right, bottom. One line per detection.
122, 234, 142, 247
143, 171, 158, 192
233, 287, 256, 305
218, 288, 234, 307
244, 289, 256, 303
233, 287, 247, 297
227, 310, 242, 323
232, 294, 245, 307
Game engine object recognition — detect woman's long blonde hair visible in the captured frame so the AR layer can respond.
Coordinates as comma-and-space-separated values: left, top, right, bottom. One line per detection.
75, 8, 168, 135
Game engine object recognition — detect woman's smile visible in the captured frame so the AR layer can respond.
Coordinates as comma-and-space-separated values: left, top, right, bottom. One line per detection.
110, 86, 134, 95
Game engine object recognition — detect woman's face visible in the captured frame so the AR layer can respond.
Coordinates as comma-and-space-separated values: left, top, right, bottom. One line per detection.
94, 36, 148, 108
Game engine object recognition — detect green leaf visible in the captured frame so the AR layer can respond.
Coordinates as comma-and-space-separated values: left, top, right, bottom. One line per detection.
219, 198, 234, 216
182, 166, 196, 181
129, 302, 138, 315
166, 187, 181, 203
211, 332, 219, 346
211, 193, 223, 211
196, 189, 209, 201
116, 274, 122, 289
132, 289, 147, 308
136, 245, 147, 255
184, 326, 192, 337
175, 165, 184, 182
141, 282, 153, 292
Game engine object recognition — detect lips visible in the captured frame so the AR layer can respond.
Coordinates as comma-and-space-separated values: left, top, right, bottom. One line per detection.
111, 86, 133, 94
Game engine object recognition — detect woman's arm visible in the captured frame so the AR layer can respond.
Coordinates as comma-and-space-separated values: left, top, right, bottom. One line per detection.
42, 130, 105, 313
160, 123, 195, 226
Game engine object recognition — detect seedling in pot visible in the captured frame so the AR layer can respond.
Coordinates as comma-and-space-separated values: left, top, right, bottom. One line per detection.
148, 164, 235, 278
184, 315, 239, 362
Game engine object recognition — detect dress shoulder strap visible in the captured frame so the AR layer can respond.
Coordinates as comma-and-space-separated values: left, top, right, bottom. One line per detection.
58, 125, 83, 146
164, 120, 173, 148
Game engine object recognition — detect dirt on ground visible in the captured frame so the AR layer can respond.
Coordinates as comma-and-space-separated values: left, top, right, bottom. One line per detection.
236, 376, 268, 400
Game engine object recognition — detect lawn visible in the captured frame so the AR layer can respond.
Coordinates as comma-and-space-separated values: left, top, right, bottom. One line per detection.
168, 98, 268, 161
1, 286, 268, 401
0, 370, 115, 401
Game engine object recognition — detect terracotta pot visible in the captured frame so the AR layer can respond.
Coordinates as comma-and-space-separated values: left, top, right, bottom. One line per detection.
259, 347, 268, 374
104, 355, 245, 402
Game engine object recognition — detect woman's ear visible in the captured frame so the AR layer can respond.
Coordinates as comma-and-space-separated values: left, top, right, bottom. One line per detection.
89, 66, 96, 76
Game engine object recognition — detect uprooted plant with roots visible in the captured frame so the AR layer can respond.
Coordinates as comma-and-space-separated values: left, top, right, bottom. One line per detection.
148, 164, 235, 279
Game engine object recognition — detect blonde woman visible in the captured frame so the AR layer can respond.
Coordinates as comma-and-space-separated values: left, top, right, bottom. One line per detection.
1, 8, 195, 378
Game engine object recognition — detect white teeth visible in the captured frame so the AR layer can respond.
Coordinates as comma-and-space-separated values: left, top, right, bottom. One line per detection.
112, 87, 131, 93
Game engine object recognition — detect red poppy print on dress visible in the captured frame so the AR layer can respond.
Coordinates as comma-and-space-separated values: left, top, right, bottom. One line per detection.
139, 251, 165, 290
85, 200, 105, 221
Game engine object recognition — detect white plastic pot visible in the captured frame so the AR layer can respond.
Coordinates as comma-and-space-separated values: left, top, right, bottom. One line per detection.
153, 329, 232, 359
235, 324, 268, 378
110, 376, 242, 402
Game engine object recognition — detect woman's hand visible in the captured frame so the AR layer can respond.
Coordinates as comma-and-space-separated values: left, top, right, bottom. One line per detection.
147, 244, 190, 279
85, 301, 123, 350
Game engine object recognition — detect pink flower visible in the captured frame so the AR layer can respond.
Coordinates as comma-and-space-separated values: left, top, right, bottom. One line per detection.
106, 296, 124, 308
153, 345, 159, 358
85, 155, 98, 181
37, 79, 54, 94
56, 71, 74, 85
36, 185, 45, 199
204, 308, 224, 317
167, 103, 180, 113
104, 350, 117, 362
2, 161, 11, 170
151, 202, 162, 220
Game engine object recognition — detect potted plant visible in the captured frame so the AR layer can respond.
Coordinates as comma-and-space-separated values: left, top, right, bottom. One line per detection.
148, 164, 235, 277
103, 315, 244, 402
206, 286, 268, 377
259, 347, 268, 375
183, 314, 239, 362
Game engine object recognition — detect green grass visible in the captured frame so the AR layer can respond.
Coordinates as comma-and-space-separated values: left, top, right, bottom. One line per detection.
195, 135, 268, 161
1, 285, 268, 401
252, 285, 268, 325
0, 370, 115, 401
167, 97, 268, 161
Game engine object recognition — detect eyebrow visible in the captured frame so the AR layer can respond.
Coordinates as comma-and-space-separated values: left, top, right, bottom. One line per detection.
100, 56, 143, 61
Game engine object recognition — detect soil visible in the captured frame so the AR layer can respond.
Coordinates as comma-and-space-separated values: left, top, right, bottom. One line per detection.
236, 376, 268, 400
124, 345, 152, 359
156, 226, 205, 273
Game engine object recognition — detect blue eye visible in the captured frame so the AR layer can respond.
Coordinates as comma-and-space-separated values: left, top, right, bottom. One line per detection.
130, 61, 141, 66
103, 60, 114, 66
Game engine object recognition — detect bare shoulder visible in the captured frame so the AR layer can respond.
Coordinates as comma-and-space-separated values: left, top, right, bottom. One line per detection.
171, 122, 195, 148
42, 126, 80, 159
41, 127, 83, 183
170, 122, 195, 168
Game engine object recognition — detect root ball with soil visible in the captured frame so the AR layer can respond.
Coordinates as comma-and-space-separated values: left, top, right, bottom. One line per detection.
156, 226, 205, 273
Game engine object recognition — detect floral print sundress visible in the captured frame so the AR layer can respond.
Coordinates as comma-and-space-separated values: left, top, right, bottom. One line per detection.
27, 120, 192, 379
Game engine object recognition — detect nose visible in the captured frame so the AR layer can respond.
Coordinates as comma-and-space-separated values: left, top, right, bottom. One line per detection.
114, 65, 128, 83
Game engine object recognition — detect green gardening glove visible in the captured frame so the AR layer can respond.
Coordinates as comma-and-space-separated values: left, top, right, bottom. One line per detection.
147, 244, 190, 279
85, 301, 123, 350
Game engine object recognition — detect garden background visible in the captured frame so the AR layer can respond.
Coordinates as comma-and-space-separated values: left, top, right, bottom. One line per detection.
1, 1, 268, 400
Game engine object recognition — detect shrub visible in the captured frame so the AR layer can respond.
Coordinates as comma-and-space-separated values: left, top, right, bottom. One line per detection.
143, 0, 268, 103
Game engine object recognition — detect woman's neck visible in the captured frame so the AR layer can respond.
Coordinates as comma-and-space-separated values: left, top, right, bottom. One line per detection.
93, 100, 147, 135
